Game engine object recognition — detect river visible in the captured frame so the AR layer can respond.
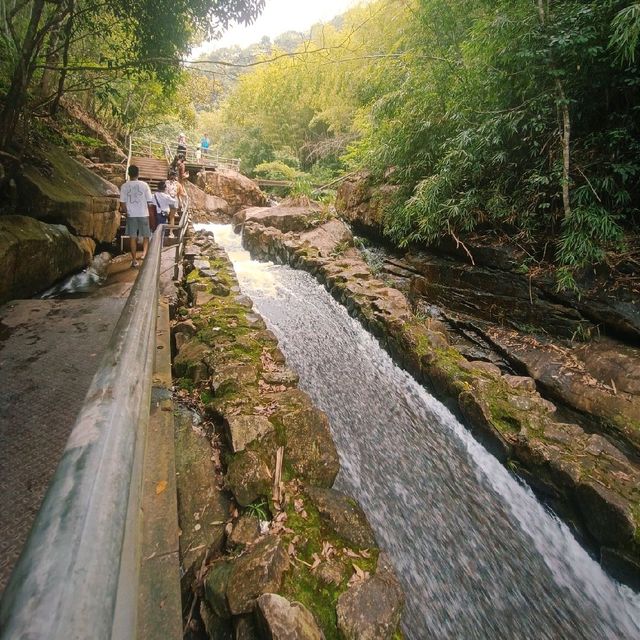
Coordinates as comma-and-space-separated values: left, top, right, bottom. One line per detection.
200, 223, 640, 639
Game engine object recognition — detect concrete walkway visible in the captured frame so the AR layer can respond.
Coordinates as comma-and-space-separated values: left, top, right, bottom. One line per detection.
0, 276, 136, 593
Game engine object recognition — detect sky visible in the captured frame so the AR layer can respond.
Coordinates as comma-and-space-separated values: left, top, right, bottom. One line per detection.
192, 0, 363, 56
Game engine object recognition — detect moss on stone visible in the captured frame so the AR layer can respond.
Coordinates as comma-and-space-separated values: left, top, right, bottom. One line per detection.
279, 492, 379, 640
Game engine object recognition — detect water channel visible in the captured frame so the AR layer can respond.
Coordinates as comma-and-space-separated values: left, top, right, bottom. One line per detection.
200, 224, 640, 639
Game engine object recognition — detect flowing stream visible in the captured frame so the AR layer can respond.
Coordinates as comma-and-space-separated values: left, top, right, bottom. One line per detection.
201, 224, 640, 639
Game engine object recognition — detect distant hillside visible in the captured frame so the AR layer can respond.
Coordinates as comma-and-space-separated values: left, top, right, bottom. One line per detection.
193, 16, 344, 96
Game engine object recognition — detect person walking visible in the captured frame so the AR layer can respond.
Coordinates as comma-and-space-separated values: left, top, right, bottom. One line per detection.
152, 180, 177, 230
166, 169, 186, 227
177, 132, 187, 158
119, 165, 153, 267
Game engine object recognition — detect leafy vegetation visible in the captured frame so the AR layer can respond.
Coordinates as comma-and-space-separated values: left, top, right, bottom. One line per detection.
194, 0, 640, 279
2, 0, 639, 277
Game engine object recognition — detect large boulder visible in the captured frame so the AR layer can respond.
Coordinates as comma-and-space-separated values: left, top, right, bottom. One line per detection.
269, 389, 340, 487
0, 215, 95, 304
184, 180, 230, 220
305, 486, 376, 549
244, 205, 321, 233
197, 168, 267, 213
174, 410, 229, 585
16, 145, 120, 243
335, 172, 400, 239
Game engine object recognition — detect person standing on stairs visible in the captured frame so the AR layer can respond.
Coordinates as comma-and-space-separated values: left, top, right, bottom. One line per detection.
119, 164, 153, 268
166, 169, 186, 228
152, 180, 177, 231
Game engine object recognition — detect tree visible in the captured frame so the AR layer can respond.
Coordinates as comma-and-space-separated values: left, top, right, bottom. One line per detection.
0, 0, 265, 148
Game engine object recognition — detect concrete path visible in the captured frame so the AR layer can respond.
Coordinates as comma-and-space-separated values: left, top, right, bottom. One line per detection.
0, 280, 135, 593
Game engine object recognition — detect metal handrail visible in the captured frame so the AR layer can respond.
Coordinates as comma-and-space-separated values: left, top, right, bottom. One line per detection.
0, 226, 165, 640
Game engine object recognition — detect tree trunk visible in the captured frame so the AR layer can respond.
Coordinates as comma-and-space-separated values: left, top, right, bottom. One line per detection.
50, 0, 75, 116
0, 0, 46, 149
555, 78, 572, 220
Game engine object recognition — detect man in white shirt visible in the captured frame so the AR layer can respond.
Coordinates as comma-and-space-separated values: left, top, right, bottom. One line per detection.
119, 165, 153, 267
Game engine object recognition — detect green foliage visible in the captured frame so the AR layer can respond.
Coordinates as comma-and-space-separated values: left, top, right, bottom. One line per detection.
244, 498, 269, 520
346, 0, 640, 273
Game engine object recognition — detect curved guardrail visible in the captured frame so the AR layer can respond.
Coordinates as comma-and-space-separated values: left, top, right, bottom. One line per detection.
0, 226, 166, 640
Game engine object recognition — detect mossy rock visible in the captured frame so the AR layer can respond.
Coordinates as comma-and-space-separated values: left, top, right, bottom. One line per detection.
226, 449, 273, 507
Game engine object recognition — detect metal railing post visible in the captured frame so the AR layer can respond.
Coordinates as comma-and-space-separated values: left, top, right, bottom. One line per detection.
0, 227, 166, 640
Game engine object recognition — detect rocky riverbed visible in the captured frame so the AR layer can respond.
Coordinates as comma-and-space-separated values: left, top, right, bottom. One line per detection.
172, 231, 404, 639
234, 202, 640, 589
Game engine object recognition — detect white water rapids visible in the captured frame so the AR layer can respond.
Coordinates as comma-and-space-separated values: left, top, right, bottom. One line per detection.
200, 224, 640, 639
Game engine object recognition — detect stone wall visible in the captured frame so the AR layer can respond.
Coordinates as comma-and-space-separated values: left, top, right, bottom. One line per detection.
172, 232, 405, 639
239, 207, 640, 590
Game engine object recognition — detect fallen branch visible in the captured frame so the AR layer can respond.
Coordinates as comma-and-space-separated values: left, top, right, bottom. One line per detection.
448, 223, 475, 265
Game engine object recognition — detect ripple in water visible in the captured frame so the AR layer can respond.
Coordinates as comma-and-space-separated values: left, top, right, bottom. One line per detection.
200, 224, 640, 639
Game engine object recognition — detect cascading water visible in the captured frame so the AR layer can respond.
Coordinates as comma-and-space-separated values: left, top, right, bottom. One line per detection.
199, 224, 640, 639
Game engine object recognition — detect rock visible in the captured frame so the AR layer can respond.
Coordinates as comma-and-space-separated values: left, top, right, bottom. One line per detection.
244, 205, 321, 233
173, 340, 210, 383
204, 560, 234, 619
336, 554, 404, 640
173, 319, 197, 337
314, 559, 346, 586
200, 601, 234, 640
600, 548, 640, 591
225, 414, 275, 453
335, 172, 399, 239
0, 215, 95, 304
212, 364, 259, 396
174, 410, 230, 586
305, 486, 376, 549
227, 536, 289, 615
184, 180, 230, 218
226, 449, 273, 507
262, 369, 300, 387
17, 145, 120, 243
255, 594, 324, 640
270, 390, 340, 487
197, 168, 267, 214
299, 219, 353, 257
575, 482, 635, 546
469, 361, 502, 377
228, 514, 262, 549
233, 615, 261, 640
503, 375, 537, 392
457, 389, 513, 462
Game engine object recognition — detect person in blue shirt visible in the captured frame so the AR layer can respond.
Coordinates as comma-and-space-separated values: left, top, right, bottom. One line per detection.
200, 133, 210, 157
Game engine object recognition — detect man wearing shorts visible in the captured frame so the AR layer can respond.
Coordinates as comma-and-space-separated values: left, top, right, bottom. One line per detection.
119, 165, 153, 267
